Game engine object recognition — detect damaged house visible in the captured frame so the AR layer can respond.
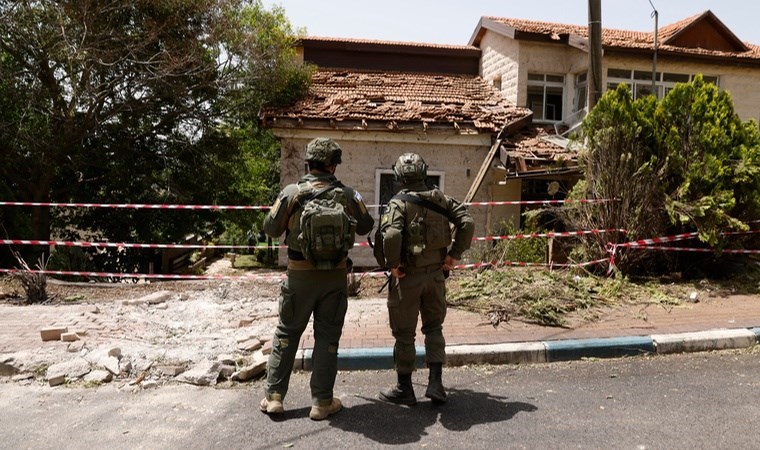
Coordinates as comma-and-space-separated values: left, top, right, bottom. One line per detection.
261, 10, 760, 266
261, 38, 532, 267
471, 9, 760, 201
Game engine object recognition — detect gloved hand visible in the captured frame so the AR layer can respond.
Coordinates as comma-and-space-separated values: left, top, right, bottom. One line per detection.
443, 255, 458, 272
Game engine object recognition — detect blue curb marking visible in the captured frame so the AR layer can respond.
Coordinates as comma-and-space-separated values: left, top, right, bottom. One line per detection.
751, 327, 760, 342
303, 346, 426, 371
544, 336, 655, 362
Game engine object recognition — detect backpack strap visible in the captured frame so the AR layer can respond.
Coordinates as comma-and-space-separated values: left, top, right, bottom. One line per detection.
393, 192, 451, 220
286, 180, 342, 217
298, 181, 344, 206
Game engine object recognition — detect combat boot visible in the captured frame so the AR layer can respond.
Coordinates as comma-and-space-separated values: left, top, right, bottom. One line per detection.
425, 363, 447, 403
310, 397, 342, 421
260, 393, 284, 414
379, 372, 417, 406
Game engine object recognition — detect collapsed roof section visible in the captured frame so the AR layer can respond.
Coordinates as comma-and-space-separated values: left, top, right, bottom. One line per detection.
261, 69, 532, 134
499, 126, 582, 179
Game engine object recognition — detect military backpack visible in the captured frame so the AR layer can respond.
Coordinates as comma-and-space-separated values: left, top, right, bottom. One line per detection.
294, 180, 357, 270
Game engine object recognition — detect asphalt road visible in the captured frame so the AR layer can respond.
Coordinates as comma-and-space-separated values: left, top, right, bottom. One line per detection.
2, 349, 759, 449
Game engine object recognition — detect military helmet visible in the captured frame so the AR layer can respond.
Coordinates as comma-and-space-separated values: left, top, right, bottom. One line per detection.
305, 137, 342, 165
393, 153, 428, 185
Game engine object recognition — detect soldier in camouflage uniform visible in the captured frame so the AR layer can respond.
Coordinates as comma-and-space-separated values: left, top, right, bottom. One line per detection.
377, 153, 474, 405
260, 138, 374, 420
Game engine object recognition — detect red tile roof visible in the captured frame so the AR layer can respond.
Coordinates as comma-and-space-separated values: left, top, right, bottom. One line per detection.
262, 70, 531, 132
486, 10, 760, 61
302, 36, 479, 52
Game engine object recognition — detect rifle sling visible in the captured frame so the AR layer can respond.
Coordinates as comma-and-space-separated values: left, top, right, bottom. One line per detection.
393, 193, 451, 219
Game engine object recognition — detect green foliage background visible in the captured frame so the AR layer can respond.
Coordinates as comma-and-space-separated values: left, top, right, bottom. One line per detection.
561, 76, 760, 274
0, 0, 311, 271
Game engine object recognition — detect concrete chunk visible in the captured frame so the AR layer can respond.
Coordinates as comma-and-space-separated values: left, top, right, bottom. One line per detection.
40, 327, 68, 342
48, 374, 66, 387
61, 332, 80, 342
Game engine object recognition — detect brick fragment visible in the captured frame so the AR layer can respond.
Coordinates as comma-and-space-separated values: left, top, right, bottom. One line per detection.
40, 327, 68, 342
61, 332, 80, 342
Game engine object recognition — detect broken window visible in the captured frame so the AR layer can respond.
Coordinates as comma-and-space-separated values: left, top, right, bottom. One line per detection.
573, 72, 587, 113
527, 73, 564, 122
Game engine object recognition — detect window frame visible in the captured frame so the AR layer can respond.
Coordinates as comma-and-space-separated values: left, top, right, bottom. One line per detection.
606, 68, 719, 99
527, 72, 565, 123
374, 168, 445, 218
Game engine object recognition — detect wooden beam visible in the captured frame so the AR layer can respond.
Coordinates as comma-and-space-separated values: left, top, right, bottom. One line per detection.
462, 114, 532, 204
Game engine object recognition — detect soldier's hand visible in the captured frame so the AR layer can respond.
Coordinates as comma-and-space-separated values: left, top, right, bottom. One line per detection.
443, 255, 458, 271
391, 266, 406, 279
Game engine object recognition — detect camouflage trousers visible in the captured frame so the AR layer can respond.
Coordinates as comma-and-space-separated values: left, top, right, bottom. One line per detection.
265, 268, 348, 405
387, 267, 447, 374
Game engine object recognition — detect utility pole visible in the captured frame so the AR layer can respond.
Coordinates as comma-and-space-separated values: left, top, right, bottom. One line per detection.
587, 0, 603, 109
649, 0, 659, 93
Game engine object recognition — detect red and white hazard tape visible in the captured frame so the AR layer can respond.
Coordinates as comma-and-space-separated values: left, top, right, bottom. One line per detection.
0, 268, 286, 281
473, 229, 627, 241
0, 229, 628, 251
622, 246, 760, 255
0, 239, 277, 250
2, 198, 618, 211
457, 258, 610, 269
612, 229, 760, 248
463, 198, 618, 207
0, 201, 269, 210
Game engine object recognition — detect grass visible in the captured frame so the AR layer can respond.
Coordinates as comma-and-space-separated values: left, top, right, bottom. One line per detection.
231, 254, 272, 270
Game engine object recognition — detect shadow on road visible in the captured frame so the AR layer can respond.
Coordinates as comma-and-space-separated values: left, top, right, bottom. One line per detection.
329, 388, 537, 445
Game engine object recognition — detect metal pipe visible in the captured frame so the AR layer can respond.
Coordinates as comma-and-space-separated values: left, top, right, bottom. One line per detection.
649, 0, 659, 94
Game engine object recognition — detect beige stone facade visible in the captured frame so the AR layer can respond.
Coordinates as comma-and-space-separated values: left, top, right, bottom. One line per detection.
474, 14, 760, 124
271, 129, 509, 267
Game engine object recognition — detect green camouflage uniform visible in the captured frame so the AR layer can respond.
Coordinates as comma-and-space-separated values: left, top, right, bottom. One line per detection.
380, 180, 474, 374
263, 171, 374, 405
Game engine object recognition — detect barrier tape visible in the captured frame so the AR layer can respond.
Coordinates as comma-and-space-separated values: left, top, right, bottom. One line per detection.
0, 268, 286, 282
623, 246, 760, 255
612, 229, 760, 248
0, 257, 610, 280
462, 198, 618, 207
456, 257, 610, 269
473, 229, 627, 241
0, 240, 275, 250
606, 229, 760, 274
0, 229, 627, 250
1, 198, 618, 211
0, 201, 269, 210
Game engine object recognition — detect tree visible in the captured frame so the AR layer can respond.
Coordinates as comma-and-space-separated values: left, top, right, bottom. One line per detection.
0, 0, 310, 269
559, 77, 760, 274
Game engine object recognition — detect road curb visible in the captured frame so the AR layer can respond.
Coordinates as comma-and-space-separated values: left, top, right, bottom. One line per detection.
295, 327, 760, 371
651, 328, 757, 354
544, 336, 655, 362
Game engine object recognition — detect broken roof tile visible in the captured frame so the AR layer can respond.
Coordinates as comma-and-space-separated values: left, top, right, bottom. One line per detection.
263, 70, 531, 131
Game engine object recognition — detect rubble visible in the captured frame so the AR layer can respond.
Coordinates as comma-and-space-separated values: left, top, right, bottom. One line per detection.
2, 268, 282, 389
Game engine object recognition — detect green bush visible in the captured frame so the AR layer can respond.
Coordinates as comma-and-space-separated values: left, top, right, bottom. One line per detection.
558, 77, 760, 275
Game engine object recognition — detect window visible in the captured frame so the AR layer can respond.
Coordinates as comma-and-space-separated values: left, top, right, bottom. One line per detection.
606, 68, 719, 99
573, 72, 587, 113
527, 73, 564, 122
493, 75, 502, 91
374, 169, 444, 217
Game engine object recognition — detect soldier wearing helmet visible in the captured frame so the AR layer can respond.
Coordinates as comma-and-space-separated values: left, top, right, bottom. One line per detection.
377, 152, 474, 406
261, 137, 374, 420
